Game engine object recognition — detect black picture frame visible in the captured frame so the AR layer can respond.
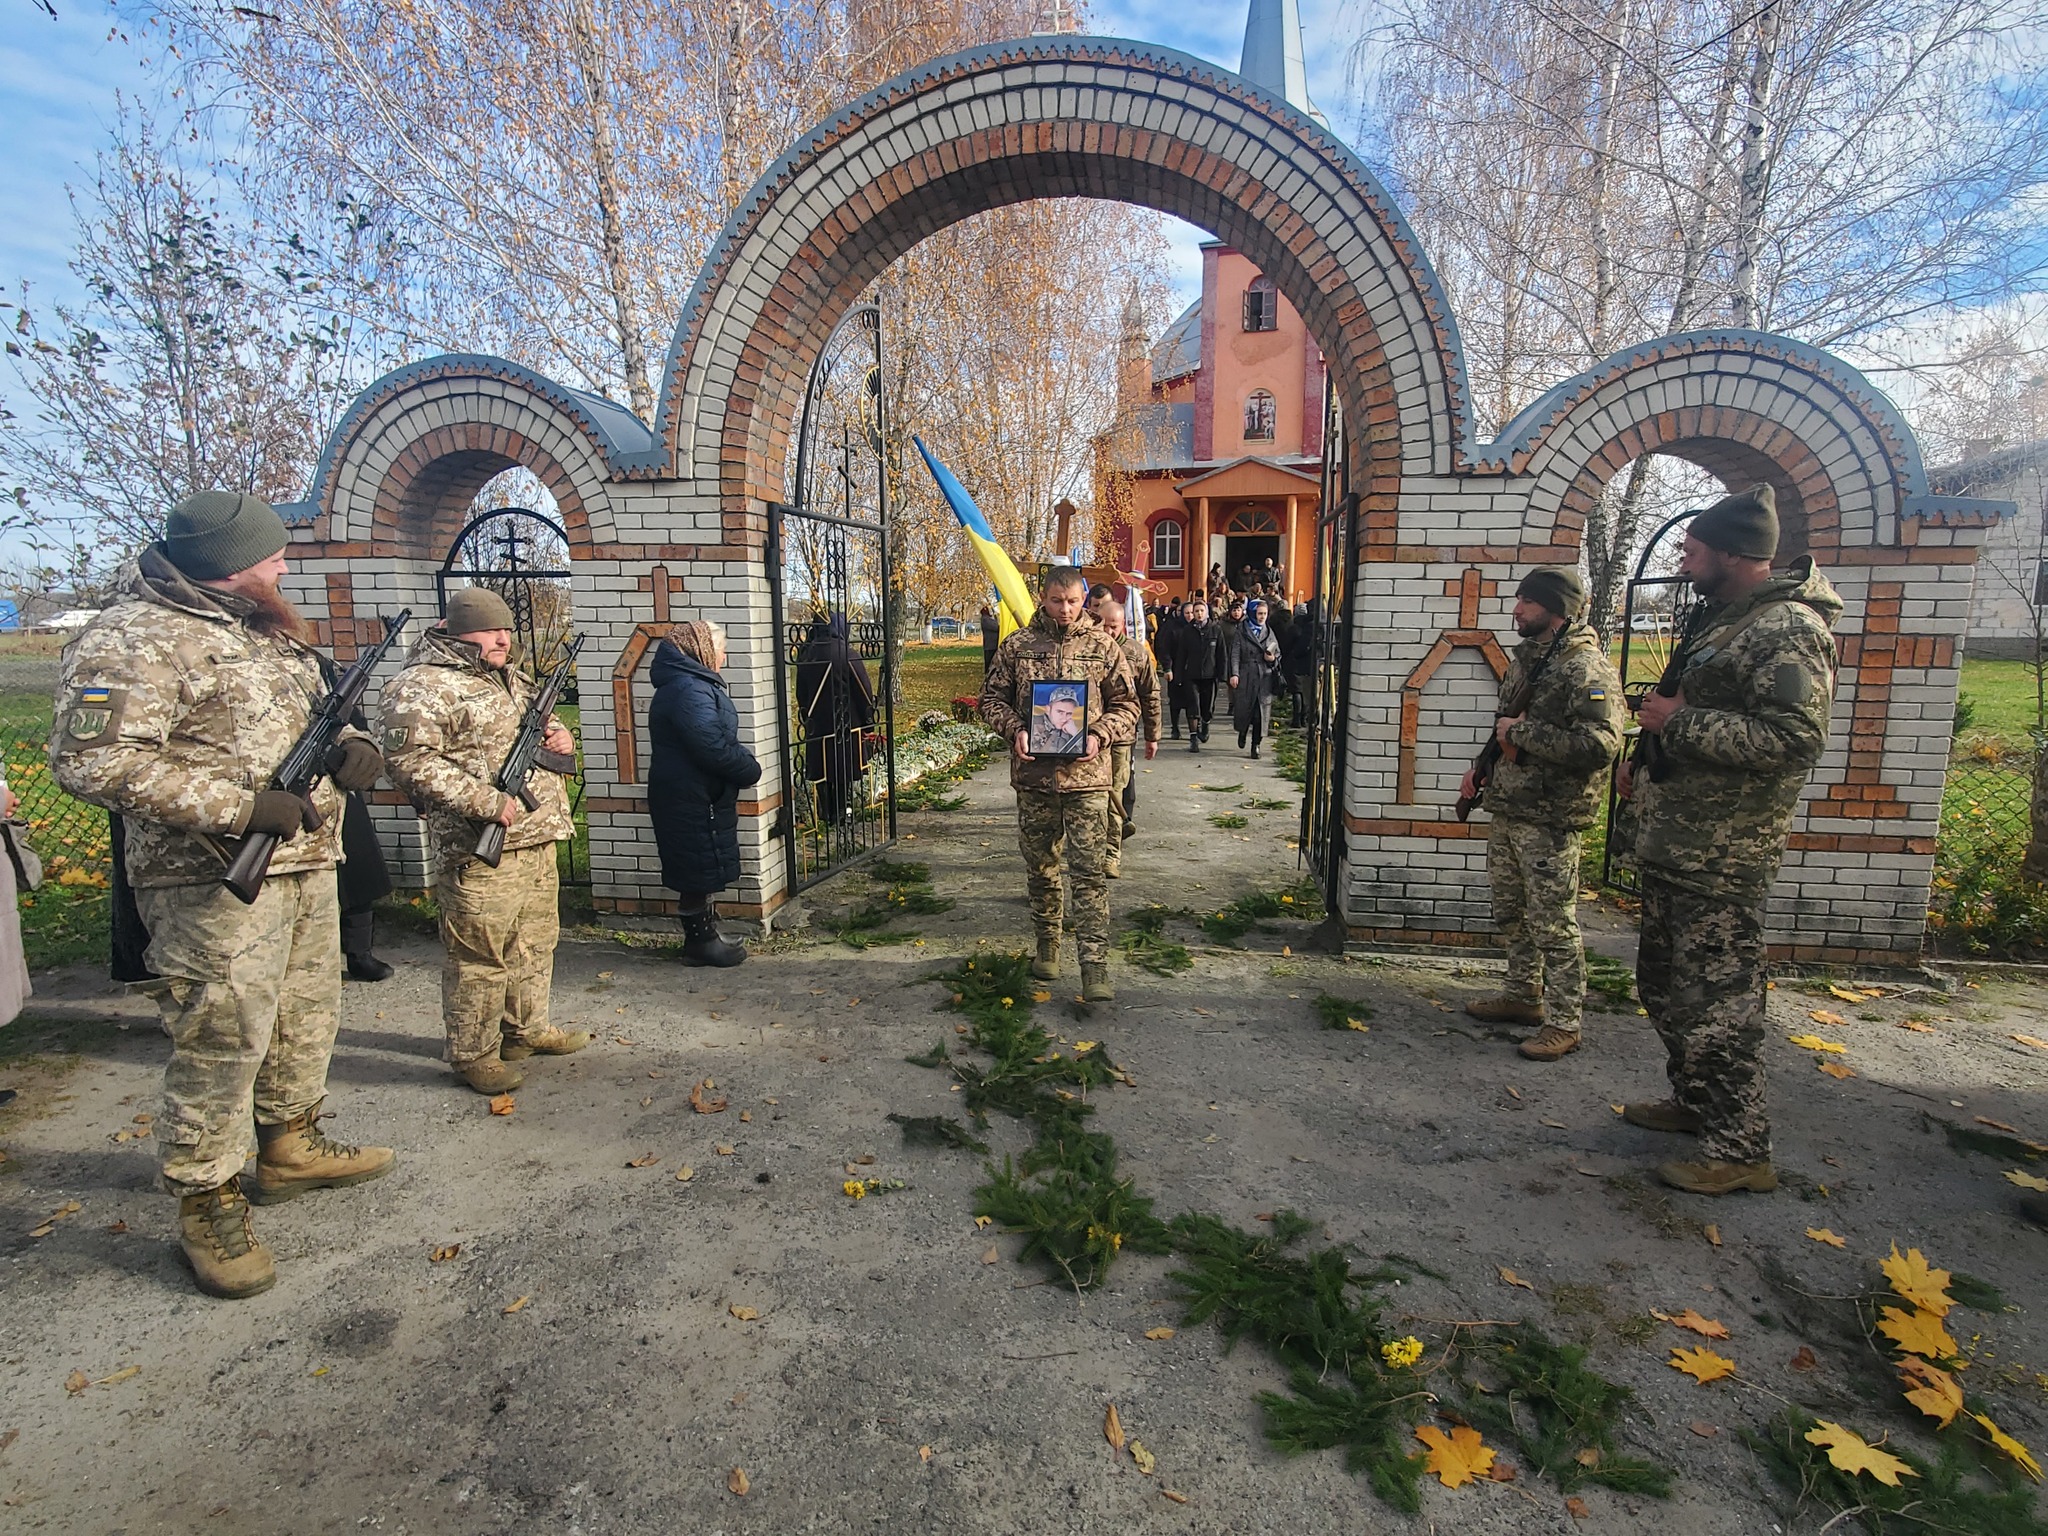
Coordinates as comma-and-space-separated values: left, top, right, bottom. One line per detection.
1027, 679, 1090, 757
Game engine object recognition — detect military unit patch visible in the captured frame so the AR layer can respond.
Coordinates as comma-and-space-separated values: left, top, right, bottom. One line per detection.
61, 686, 126, 746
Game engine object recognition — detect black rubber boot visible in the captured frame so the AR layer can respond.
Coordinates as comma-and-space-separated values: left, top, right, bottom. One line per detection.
342, 910, 393, 982
680, 907, 746, 968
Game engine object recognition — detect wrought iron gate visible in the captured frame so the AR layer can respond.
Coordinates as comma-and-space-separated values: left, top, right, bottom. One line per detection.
768, 304, 898, 894
1301, 376, 1355, 909
436, 505, 587, 886
1599, 507, 1701, 892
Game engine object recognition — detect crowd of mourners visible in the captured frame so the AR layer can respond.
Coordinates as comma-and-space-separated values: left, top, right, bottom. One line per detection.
1147, 558, 1314, 756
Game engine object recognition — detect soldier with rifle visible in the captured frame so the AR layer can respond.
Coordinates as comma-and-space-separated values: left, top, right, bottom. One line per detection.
1458, 567, 1622, 1062
52, 492, 397, 1299
380, 589, 591, 1095
1616, 485, 1840, 1196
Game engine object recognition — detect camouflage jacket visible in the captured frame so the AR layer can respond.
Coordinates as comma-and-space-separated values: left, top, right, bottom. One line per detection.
1482, 622, 1623, 830
980, 609, 1139, 793
378, 629, 574, 870
49, 547, 359, 888
1633, 558, 1842, 904
1118, 633, 1163, 744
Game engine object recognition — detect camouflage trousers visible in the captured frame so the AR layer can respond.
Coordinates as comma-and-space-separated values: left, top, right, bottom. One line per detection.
439, 843, 561, 1066
1636, 873, 1770, 1164
1488, 817, 1585, 1034
1016, 788, 1112, 963
1105, 745, 1132, 874
136, 869, 341, 1197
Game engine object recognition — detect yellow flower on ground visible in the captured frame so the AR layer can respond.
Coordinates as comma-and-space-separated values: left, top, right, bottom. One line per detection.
1381, 1336, 1424, 1369
842, 1180, 867, 1199
1086, 1224, 1124, 1252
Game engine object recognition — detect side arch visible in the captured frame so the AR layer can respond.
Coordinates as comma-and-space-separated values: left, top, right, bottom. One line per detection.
1488, 331, 1931, 558
282, 356, 657, 558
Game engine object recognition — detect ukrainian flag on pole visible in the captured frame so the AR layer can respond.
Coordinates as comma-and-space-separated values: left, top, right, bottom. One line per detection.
913, 437, 1036, 638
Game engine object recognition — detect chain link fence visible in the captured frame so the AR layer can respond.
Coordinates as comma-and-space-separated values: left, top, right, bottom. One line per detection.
1929, 737, 2044, 954
2, 708, 112, 891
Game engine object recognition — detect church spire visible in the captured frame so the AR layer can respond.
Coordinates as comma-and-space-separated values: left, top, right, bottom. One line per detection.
1239, 0, 1326, 125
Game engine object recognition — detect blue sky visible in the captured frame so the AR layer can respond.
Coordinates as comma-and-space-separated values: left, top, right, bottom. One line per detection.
0, 0, 1363, 314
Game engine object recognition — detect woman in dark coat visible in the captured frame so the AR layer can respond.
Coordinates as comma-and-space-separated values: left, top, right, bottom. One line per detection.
647, 620, 763, 966
1226, 597, 1282, 758
795, 614, 875, 825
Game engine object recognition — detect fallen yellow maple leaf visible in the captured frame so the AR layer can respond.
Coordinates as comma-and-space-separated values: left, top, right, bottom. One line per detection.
728, 1305, 760, 1322
1807, 1009, 1847, 1026
1898, 1019, 1935, 1033
487, 1093, 516, 1116
1827, 983, 1874, 1003
1805, 1420, 1917, 1486
1877, 1305, 1956, 1359
727, 1467, 749, 1496
1104, 1401, 1126, 1453
1897, 1357, 1962, 1428
1129, 1440, 1157, 1475
1498, 1266, 1535, 1291
674, 1165, 695, 1182
625, 1153, 658, 1168
1806, 1228, 1848, 1248
1144, 1327, 1176, 1340
1974, 1413, 2043, 1483
1664, 1309, 1730, 1340
1817, 1060, 1856, 1079
1789, 1032, 1847, 1052
63, 1369, 89, 1395
1415, 1424, 1495, 1487
1881, 1244, 1954, 1317
1669, 1346, 1737, 1384
429, 1244, 460, 1262
2006, 1169, 2048, 1192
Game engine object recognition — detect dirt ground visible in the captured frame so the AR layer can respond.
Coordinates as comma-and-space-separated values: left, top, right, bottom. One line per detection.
2, 735, 2045, 1535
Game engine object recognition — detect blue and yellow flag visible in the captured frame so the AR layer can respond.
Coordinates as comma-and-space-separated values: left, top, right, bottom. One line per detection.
913, 437, 1035, 638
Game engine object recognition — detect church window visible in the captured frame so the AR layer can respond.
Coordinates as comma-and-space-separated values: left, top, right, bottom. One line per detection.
1150, 518, 1184, 571
1242, 276, 1278, 332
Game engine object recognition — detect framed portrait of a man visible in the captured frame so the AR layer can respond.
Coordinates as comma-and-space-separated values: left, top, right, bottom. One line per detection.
1027, 680, 1090, 757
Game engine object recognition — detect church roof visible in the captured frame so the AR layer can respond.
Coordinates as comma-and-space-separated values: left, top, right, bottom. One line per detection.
1151, 301, 1201, 381
1239, 0, 1326, 124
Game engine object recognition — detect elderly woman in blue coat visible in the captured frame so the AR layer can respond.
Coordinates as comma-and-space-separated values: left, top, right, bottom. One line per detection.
647, 620, 763, 966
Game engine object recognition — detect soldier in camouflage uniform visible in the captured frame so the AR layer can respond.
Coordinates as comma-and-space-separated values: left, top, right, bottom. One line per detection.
1461, 567, 1622, 1061
51, 492, 394, 1300
1620, 485, 1841, 1195
1086, 585, 1160, 878
379, 588, 589, 1095
980, 567, 1140, 1002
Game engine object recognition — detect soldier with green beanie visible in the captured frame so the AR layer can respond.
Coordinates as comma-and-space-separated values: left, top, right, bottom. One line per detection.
380, 587, 588, 1094
1618, 484, 1842, 1195
1462, 565, 1622, 1060
51, 490, 395, 1300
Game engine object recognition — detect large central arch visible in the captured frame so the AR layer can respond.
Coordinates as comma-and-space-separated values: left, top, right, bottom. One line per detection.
653, 35, 1471, 538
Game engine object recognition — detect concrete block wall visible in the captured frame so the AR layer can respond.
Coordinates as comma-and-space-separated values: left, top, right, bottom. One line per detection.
275, 36, 2005, 961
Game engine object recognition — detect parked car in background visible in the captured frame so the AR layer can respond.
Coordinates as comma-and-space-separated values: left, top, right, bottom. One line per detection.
1629, 612, 1671, 633
927, 615, 963, 639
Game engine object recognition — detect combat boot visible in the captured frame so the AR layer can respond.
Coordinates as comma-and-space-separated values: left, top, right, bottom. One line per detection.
458, 1053, 525, 1095
1517, 1026, 1581, 1061
178, 1178, 275, 1299
501, 1024, 595, 1061
1080, 963, 1115, 1003
1656, 1159, 1777, 1195
680, 908, 746, 968
1031, 934, 1060, 982
248, 1100, 395, 1204
1622, 1099, 1703, 1134
1464, 995, 1545, 1026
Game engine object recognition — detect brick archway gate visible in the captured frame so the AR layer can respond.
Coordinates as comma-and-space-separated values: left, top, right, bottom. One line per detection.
283, 36, 2008, 960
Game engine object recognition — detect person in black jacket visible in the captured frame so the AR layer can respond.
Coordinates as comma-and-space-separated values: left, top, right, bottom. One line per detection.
1163, 596, 1222, 752
796, 614, 875, 824
646, 620, 763, 966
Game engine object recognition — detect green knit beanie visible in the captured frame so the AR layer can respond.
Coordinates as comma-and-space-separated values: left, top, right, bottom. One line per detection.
163, 491, 289, 581
1516, 565, 1586, 620
443, 586, 515, 634
1689, 483, 1779, 560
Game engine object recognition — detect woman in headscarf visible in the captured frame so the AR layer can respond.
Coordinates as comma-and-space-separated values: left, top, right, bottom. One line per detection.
646, 619, 763, 966
1226, 596, 1282, 758
795, 613, 876, 825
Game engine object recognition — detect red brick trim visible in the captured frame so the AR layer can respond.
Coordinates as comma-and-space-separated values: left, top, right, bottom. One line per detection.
1396, 629, 1509, 803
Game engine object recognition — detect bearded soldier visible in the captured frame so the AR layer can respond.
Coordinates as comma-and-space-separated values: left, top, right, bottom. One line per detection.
1461, 567, 1622, 1061
1619, 485, 1841, 1196
379, 589, 590, 1095
51, 492, 394, 1299
980, 567, 1140, 1002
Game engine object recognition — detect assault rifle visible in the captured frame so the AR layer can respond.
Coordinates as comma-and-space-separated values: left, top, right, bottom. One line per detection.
1626, 607, 1706, 788
224, 609, 412, 904
1455, 628, 1567, 822
474, 634, 585, 869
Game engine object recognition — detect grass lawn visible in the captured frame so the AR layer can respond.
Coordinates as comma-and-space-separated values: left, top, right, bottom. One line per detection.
895, 642, 985, 721
1955, 656, 2042, 751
